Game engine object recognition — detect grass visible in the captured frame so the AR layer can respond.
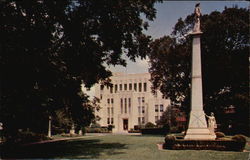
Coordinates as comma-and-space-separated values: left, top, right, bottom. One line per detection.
1, 134, 249, 160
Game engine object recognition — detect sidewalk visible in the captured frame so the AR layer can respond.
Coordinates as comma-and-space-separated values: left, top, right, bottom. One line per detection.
22, 134, 106, 146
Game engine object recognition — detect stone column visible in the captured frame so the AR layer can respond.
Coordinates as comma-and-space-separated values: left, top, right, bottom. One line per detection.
184, 32, 215, 140
48, 116, 52, 138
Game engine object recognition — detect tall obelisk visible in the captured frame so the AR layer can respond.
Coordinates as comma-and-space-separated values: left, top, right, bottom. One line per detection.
184, 3, 215, 140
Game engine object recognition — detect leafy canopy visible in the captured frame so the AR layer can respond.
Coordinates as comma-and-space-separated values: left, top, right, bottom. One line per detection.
0, 0, 161, 135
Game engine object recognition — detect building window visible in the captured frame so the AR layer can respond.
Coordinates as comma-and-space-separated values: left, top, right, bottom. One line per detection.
115, 84, 118, 93
121, 98, 123, 113
160, 104, 164, 112
138, 106, 141, 113
142, 97, 145, 103
111, 118, 114, 124
155, 116, 158, 123
100, 85, 104, 90
129, 83, 132, 90
134, 83, 137, 91
139, 83, 142, 92
119, 84, 122, 91
129, 106, 131, 113
107, 107, 110, 114
111, 98, 114, 104
142, 106, 145, 113
111, 107, 114, 114
124, 84, 127, 91
142, 117, 145, 124
144, 82, 147, 92
125, 106, 127, 113
138, 117, 141, 124
107, 118, 110, 124
100, 94, 102, 100
138, 97, 141, 104
110, 86, 113, 93
107, 98, 110, 104
155, 105, 159, 112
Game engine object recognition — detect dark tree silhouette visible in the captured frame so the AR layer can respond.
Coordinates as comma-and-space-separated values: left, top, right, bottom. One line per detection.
0, 0, 161, 138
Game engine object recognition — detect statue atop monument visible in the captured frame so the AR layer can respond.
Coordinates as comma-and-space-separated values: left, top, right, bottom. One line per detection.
193, 3, 201, 33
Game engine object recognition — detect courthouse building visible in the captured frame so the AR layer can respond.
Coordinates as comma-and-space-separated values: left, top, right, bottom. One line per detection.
94, 72, 171, 132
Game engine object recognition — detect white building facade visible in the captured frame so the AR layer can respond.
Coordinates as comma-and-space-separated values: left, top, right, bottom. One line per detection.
95, 72, 171, 132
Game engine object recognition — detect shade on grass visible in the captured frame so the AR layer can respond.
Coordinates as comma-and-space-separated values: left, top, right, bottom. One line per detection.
1, 135, 249, 160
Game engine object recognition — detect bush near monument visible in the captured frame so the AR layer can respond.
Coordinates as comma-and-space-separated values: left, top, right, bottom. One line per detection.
163, 133, 247, 151
216, 132, 226, 139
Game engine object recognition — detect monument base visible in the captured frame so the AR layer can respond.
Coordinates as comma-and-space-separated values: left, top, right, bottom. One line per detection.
185, 128, 216, 140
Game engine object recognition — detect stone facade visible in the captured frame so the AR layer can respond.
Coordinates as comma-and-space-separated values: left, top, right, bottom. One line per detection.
95, 72, 171, 132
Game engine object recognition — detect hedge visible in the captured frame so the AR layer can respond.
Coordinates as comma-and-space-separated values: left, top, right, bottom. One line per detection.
141, 128, 169, 135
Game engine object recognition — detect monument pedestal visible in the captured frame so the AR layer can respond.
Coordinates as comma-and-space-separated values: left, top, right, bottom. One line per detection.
185, 111, 215, 140
184, 32, 215, 140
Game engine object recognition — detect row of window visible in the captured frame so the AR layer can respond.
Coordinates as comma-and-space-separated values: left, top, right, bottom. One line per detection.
138, 117, 145, 124
121, 98, 131, 114
107, 98, 114, 104
100, 82, 147, 93
107, 118, 114, 124
155, 104, 164, 112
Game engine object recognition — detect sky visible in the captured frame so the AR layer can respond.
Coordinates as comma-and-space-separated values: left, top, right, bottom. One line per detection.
83, 1, 249, 97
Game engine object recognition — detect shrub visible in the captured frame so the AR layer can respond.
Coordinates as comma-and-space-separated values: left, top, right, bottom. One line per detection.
128, 129, 141, 133
216, 132, 226, 139
141, 128, 168, 135
232, 134, 247, 143
85, 127, 109, 133
145, 122, 156, 128
14, 131, 50, 143
90, 123, 101, 128
232, 134, 247, 151
165, 135, 176, 143
108, 125, 114, 131
164, 135, 176, 149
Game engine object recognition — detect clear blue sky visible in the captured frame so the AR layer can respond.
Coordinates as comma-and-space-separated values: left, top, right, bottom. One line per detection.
84, 1, 249, 97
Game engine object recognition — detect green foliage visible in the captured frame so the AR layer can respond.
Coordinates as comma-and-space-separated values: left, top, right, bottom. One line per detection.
145, 122, 156, 128
10, 131, 50, 144
85, 127, 109, 133
90, 123, 101, 128
216, 132, 226, 139
149, 7, 249, 135
0, 0, 160, 139
165, 135, 176, 142
232, 134, 247, 143
108, 125, 114, 131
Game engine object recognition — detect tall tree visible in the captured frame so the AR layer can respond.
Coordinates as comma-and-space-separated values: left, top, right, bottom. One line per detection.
0, 0, 161, 138
149, 7, 249, 135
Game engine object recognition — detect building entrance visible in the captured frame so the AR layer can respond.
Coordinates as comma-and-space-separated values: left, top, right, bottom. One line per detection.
123, 119, 128, 130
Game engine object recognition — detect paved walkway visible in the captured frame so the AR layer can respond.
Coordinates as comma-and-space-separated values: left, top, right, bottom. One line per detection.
22, 132, 141, 146
22, 134, 105, 146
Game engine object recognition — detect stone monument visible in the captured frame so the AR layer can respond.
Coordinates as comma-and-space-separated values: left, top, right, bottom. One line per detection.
184, 3, 216, 140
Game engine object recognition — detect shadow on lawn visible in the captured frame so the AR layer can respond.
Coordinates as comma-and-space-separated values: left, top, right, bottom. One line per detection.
1, 138, 127, 159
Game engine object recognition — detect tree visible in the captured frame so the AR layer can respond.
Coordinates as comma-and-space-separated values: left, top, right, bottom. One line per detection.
0, 0, 161, 139
149, 7, 249, 135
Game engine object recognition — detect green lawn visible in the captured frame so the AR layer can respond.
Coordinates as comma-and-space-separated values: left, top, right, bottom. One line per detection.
1, 135, 249, 160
